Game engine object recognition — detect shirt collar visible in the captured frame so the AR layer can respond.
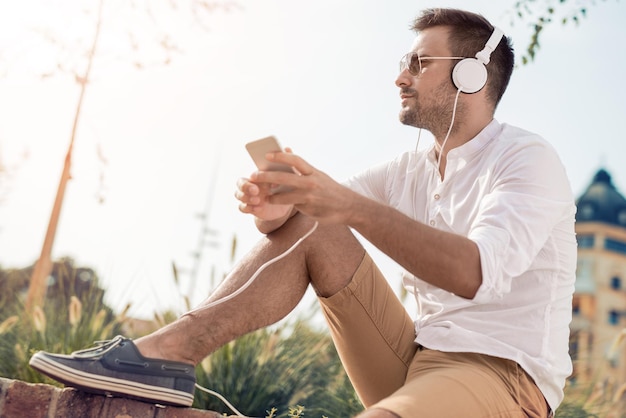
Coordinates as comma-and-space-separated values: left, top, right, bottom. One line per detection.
426, 119, 502, 165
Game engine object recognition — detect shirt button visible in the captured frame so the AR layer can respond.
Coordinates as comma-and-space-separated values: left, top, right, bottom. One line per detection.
434, 194, 440, 200
429, 220, 435, 226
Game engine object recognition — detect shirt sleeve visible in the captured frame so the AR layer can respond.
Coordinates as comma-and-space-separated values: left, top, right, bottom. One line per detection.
343, 159, 394, 203
468, 134, 575, 304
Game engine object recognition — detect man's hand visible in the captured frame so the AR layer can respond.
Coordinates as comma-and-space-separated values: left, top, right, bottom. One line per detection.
236, 176, 294, 222
248, 151, 358, 225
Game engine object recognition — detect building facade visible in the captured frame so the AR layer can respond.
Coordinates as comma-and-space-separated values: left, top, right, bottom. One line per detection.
571, 168, 626, 406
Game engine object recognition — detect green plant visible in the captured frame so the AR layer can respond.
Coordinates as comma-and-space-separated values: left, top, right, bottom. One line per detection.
555, 402, 599, 418
0, 258, 127, 385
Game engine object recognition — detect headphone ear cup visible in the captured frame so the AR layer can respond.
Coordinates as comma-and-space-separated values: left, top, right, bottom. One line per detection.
452, 58, 488, 94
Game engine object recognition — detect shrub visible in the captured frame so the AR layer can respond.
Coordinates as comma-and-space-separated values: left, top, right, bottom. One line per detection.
0, 258, 126, 385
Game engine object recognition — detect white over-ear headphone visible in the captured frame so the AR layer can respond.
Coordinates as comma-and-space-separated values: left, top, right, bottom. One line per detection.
451, 27, 504, 94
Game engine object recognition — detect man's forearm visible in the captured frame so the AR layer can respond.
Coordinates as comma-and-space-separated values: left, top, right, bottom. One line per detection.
346, 195, 482, 299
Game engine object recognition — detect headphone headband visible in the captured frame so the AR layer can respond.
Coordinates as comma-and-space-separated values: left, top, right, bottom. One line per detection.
475, 27, 504, 65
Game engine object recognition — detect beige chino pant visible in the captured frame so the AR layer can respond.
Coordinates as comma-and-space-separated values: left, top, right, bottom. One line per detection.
319, 253, 549, 418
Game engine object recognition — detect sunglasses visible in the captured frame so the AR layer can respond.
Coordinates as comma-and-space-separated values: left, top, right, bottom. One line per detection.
399, 52, 465, 76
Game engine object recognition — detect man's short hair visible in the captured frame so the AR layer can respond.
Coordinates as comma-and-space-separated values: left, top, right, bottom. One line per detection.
412, 8, 515, 107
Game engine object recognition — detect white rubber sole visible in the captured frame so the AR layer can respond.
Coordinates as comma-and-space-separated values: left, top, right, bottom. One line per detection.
29, 352, 194, 407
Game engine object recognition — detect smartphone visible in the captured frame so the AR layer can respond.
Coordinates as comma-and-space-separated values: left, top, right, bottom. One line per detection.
245, 136, 294, 193
245, 136, 293, 173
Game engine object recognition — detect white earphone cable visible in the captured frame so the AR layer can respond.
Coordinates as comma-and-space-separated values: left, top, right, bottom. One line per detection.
436, 87, 463, 172
410, 86, 462, 315
194, 384, 251, 417
186, 220, 319, 417
186, 220, 318, 315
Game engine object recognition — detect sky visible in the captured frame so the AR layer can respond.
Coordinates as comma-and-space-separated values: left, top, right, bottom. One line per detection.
1, 0, 625, 319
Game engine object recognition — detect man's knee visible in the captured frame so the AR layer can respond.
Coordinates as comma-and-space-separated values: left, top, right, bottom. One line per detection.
305, 225, 365, 297
276, 215, 364, 297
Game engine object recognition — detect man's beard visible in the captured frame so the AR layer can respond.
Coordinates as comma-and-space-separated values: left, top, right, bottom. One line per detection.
399, 82, 461, 137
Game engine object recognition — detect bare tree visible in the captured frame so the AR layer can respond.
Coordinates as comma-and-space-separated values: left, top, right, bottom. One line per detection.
16, 0, 239, 312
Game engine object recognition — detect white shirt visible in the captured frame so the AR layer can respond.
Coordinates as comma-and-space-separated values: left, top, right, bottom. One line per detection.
344, 119, 577, 412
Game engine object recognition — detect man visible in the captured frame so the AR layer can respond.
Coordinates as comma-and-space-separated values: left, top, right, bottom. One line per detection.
30, 8, 576, 417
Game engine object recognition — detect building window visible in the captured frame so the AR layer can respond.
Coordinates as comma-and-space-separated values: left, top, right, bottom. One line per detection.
606, 239, 626, 255
572, 299, 580, 315
569, 335, 579, 361
577, 235, 595, 249
609, 310, 621, 325
612, 276, 622, 290
578, 203, 595, 220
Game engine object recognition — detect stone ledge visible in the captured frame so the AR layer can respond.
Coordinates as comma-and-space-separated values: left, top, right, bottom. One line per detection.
0, 377, 231, 418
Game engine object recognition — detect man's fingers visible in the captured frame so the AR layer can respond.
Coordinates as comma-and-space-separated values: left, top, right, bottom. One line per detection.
267, 151, 316, 176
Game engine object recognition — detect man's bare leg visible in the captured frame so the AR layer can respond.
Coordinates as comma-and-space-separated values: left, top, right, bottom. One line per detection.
134, 213, 366, 365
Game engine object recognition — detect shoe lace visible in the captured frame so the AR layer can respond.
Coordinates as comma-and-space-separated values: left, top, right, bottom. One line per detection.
72, 335, 126, 358
67, 335, 251, 417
